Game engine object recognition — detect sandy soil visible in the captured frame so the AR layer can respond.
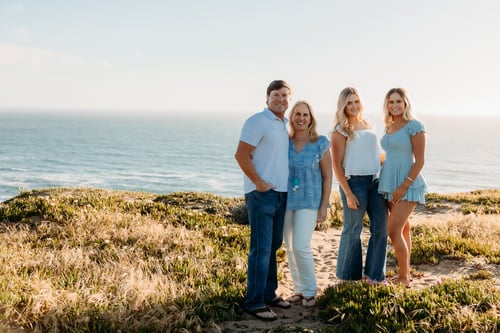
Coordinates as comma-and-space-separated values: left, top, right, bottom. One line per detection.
215, 207, 500, 332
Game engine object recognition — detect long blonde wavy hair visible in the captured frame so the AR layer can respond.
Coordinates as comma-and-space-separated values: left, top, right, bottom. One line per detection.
334, 87, 365, 139
288, 100, 319, 142
383, 87, 414, 126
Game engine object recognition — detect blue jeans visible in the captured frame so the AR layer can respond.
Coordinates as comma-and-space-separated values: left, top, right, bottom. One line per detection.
336, 176, 388, 282
244, 190, 287, 311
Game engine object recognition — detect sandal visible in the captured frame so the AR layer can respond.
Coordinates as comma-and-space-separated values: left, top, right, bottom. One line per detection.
244, 306, 277, 321
266, 296, 292, 309
302, 296, 316, 308
286, 294, 303, 304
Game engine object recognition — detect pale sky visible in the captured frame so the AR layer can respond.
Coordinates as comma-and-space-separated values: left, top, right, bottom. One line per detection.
0, 0, 499, 116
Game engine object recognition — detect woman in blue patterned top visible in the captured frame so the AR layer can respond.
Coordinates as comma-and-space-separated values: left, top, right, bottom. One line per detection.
283, 100, 332, 308
378, 87, 427, 287
331, 87, 388, 284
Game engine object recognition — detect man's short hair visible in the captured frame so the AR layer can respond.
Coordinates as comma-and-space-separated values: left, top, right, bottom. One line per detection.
266, 80, 292, 96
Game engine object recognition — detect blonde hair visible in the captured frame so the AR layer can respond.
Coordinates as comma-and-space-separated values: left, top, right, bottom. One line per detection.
383, 87, 414, 126
334, 87, 365, 139
288, 100, 319, 142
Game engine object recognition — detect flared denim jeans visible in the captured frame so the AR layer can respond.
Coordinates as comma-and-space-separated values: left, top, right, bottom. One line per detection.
244, 189, 287, 311
283, 209, 317, 298
336, 176, 388, 282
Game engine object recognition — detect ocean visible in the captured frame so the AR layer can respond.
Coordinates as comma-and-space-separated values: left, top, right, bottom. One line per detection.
0, 110, 499, 202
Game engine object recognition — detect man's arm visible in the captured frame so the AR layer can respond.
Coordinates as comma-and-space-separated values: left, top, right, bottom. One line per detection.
234, 141, 273, 192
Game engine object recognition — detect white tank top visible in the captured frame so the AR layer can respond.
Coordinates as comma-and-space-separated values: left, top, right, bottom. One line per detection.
335, 126, 381, 177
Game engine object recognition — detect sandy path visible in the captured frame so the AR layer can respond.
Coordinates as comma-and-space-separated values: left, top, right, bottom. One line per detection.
216, 210, 499, 332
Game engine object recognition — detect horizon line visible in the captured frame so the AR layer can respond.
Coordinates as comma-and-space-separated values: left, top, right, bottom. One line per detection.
0, 107, 498, 118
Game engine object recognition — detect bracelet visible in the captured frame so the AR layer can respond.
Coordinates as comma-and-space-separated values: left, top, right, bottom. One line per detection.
404, 176, 413, 183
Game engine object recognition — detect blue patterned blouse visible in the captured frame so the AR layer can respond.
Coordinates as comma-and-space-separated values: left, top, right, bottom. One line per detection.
286, 135, 330, 210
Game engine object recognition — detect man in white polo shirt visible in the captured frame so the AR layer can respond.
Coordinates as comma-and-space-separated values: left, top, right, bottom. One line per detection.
235, 80, 292, 321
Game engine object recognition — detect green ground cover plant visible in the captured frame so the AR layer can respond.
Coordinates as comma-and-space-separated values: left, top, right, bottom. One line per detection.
425, 189, 500, 215
317, 279, 499, 332
0, 188, 498, 332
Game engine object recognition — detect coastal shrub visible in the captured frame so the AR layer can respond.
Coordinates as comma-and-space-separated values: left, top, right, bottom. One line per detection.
315, 192, 344, 230
425, 190, 500, 215
0, 191, 76, 223
155, 192, 244, 217
0, 189, 250, 332
407, 220, 500, 265
468, 270, 493, 280
0, 188, 498, 332
317, 279, 499, 332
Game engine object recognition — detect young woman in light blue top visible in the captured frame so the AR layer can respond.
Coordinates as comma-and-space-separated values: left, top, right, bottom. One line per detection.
378, 87, 427, 287
331, 87, 388, 283
283, 100, 332, 308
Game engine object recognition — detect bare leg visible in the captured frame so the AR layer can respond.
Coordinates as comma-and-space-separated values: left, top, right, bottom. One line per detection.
387, 201, 416, 286
402, 220, 411, 271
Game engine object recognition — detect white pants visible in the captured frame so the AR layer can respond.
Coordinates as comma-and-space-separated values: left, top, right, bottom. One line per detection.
283, 209, 317, 297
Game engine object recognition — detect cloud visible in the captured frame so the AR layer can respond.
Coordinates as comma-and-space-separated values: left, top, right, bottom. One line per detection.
0, 43, 113, 70
3, 3, 25, 14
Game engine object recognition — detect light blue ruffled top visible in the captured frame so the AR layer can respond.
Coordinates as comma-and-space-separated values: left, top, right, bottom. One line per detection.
287, 135, 330, 210
378, 119, 428, 204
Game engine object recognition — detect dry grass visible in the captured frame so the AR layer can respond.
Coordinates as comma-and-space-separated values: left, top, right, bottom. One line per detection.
0, 188, 499, 332
0, 189, 247, 332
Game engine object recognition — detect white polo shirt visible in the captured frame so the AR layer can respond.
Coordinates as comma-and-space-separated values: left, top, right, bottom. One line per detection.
239, 108, 289, 194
